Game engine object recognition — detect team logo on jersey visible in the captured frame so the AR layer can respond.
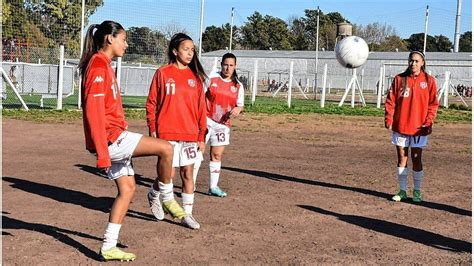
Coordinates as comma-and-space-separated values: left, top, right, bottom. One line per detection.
211, 83, 218, 87
93, 76, 104, 83
420, 82, 427, 89
167, 78, 175, 84
230, 86, 237, 93
188, 79, 196, 87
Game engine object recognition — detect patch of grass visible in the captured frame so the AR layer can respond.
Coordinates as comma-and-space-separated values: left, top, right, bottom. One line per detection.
2, 95, 471, 123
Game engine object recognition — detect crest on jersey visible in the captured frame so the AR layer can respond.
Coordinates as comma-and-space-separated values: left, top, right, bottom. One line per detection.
167, 78, 175, 84
230, 86, 237, 93
211, 83, 218, 87
420, 82, 427, 89
188, 79, 196, 87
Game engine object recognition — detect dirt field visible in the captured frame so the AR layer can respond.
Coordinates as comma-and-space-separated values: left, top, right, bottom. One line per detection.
3, 113, 471, 264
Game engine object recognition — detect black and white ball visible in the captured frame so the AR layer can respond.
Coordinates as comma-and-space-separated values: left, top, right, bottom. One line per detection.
335, 36, 369, 69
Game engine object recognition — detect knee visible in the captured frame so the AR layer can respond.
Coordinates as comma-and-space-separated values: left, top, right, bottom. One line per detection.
120, 182, 136, 198
160, 142, 173, 159
211, 153, 222, 162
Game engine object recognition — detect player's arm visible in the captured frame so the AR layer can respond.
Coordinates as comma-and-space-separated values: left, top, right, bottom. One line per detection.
230, 82, 245, 118
384, 76, 398, 129
423, 76, 439, 127
197, 80, 207, 143
146, 69, 161, 137
84, 67, 111, 168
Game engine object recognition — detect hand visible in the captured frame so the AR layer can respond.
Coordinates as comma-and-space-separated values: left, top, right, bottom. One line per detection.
150, 131, 157, 138
384, 121, 392, 130
197, 141, 206, 153
419, 125, 432, 136
229, 107, 242, 119
99, 167, 110, 176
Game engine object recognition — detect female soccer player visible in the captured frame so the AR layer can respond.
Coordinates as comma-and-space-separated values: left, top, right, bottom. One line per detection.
195, 53, 244, 197
146, 33, 207, 229
79, 21, 180, 261
385, 51, 439, 203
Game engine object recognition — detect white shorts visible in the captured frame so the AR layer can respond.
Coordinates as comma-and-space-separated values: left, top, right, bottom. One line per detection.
206, 117, 231, 146
391, 132, 428, 148
169, 141, 200, 167
107, 131, 143, 180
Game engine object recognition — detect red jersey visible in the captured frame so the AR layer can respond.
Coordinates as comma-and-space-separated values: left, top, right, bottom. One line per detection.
385, 71, 439, 136
206, 72, 245, 126
82, 52, 127, 168
146, 64, 206, 142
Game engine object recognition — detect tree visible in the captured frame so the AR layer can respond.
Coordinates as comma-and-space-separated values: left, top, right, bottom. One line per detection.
434, 35, 452, 52
405, 33, 437, 52
288, 16, 308, 50
302, 9, 347, 51
202, 23, 238, 52
354, 22, 397, 48
126, 27, 167, 63
239, 12, 292, 50
459, 31, 471, 52
377, 35, 408, 52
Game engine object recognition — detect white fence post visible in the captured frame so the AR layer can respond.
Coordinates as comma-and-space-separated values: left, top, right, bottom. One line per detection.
288, 61, 294, 108
251, 59, 258, 105
116, 57, 122, 90
56, 45, 64, 110
320, 64, 327, 108
377, 66, 383, 108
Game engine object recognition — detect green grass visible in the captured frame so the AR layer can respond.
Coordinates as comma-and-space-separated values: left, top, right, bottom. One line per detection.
2, 94, 471, 123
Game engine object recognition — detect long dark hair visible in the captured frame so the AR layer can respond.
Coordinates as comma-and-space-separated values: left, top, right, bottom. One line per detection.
168, 33, 207, 82
78, 20, 125, 76
221, 53, 239, 86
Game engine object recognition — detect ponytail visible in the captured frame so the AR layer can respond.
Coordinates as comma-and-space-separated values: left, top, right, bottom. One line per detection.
78, 20, 125, 76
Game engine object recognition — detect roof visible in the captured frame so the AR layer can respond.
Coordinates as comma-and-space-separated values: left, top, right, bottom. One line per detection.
202, 50, 472, 61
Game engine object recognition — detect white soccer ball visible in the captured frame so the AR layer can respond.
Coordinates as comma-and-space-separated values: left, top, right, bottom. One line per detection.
335, 36, 369, 69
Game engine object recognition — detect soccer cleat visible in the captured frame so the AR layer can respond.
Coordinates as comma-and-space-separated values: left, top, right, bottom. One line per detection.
181, 215, 201, 230
147, 190, 164, 220
208, 186, 227, 197
162, 199, 187, 219
392, 190, 407, 202
413, 190, 423, 203
100, 247, 136, 262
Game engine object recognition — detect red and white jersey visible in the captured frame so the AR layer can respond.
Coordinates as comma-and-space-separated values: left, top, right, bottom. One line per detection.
385, 71, 439, 136
206, 71, 244, 126
82, 52, 127, 168
146, 64, 207, 142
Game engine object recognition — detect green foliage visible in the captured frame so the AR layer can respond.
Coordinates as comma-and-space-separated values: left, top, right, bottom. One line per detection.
434, 35, 453, 52
202, 23, 238, 52
459, 31, 472, 52
239, 12, 292, 50
125, 27, 167, 64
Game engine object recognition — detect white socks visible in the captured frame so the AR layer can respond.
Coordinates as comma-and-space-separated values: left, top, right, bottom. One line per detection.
182, 192, 194, 215
159, 181, 174, 202
102, 222, 121, 250
209, 161, 221, 189
397, 167, 408, 191
413, 170, 424, 191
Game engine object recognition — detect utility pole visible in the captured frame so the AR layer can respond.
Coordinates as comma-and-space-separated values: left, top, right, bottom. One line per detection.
314, 6, 320, 96
423, 5, 429, 54
229, 7, 234, 52
454, 0, 462, 52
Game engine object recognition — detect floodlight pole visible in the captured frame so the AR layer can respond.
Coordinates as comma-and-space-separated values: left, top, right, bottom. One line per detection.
454, 0, 462, 52
229, 7, 234, 52
198, 0, 205, 58
423, 5, 429, 54
314, 6, 320, 98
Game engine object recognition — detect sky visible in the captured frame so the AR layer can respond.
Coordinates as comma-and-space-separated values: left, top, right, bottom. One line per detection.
89, 0, 472, 42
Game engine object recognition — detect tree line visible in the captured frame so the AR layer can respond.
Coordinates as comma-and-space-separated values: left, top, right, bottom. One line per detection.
203, 10, 472, 53
2, 1, 471, 62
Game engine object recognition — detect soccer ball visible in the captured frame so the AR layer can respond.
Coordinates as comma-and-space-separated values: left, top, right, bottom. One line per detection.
335, 36, 369, 69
